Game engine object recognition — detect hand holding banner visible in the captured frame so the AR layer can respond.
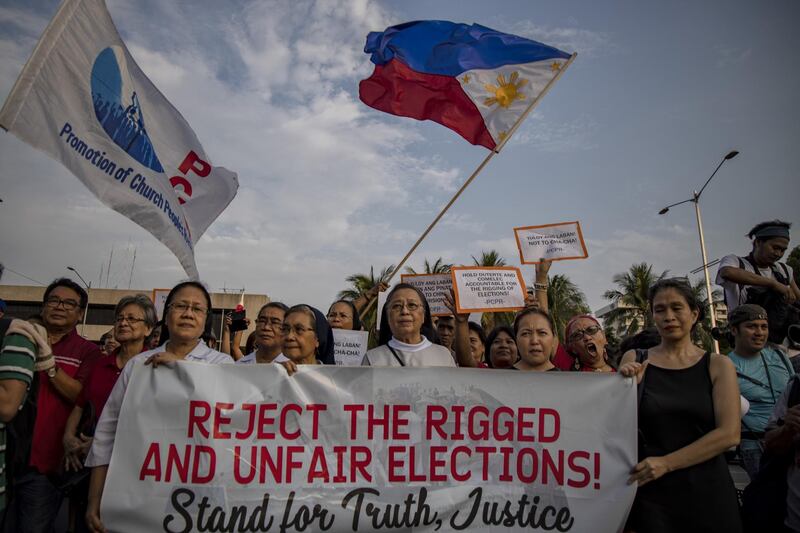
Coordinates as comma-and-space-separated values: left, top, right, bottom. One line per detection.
400, 273, 453, 316
332, 329, 369, 366
101, 363, 637, 532
451, 266, 527, 313
514, 221, 588, 264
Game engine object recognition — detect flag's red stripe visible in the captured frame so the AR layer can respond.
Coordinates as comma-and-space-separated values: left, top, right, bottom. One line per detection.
359, 59, 496, 150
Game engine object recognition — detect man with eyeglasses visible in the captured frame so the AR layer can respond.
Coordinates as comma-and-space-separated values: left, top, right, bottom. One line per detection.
3, 278, 101, 533
236, 302, 290, 365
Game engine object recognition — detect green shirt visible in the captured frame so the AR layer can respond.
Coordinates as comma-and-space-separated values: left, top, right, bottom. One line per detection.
0, 332, 36, 511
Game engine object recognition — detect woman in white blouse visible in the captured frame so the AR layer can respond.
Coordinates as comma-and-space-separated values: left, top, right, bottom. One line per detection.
362, 283, 455, 367
85, 281, 232, 532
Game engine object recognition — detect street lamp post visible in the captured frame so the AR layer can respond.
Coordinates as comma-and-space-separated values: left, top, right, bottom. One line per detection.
659, 150, 739, 353
67, 266, 91, 337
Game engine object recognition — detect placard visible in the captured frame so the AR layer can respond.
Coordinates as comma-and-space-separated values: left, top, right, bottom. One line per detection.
151, 288, 171, 321
513, 221, 588, 264
400, 273, 453, 316
332, 329, 369, 366
450, 266, 527, 313
101, 363, 637, 532
376, 289, 388, 331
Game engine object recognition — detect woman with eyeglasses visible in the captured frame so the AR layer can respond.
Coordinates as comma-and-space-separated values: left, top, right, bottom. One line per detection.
280, 305, 336, 374
362, 284, 455, 367
619, 278, 742, 533
326, 300, 362, 330
61, 294, 155, 532
564, 315, 615, 372
84, 281, 232, 533
236, 302, 290, 365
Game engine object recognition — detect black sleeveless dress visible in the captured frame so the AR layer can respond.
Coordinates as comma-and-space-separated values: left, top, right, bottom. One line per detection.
628, 352, 742, 533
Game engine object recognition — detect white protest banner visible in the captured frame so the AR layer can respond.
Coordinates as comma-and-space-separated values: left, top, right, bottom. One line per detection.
332, 329, 369, 366
0, 0, 238, 278
514, 221, 589, 264
151, 288, 170, 320
451, 266, 527, 313
102, 363, 637, 532
400, 273, 453, 316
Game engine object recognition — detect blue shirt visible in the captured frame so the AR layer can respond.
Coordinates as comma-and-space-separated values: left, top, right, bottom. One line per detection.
729, 346, 793, 449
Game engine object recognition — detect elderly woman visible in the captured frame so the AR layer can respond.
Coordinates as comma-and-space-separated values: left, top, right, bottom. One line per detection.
512, 308, 558, 372
279, 304, 335, 375
565, 315, 615, 372
362, 284, 454, 367
85, 281, 232, 532
61, 295, 155, 531
620, 279, 742, 532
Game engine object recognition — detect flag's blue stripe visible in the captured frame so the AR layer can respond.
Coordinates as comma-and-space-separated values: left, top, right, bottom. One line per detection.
365, 20, 570, 77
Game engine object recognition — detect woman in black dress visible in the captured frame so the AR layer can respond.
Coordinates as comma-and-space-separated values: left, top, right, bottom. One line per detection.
619, 278, 742, 532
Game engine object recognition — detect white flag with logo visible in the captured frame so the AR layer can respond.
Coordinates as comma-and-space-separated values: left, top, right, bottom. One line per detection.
0, 0, 238, 278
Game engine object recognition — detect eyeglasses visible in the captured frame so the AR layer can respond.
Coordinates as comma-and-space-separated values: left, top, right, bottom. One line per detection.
115, 315, 147, 325
44, 297, 80, 311
281, 324, 315, 336
168, 302, 208, 316
256, 317, 284, 328
388, 301, 422, 314
568, 324, 602, 343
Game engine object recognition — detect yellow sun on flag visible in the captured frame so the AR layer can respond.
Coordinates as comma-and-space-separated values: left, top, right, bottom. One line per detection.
483, 71, 528, 108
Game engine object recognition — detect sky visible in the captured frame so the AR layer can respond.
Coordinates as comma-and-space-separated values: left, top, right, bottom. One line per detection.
0, 0, 798, 314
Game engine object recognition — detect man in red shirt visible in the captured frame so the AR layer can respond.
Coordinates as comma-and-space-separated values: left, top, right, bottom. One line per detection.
4, 278, 101, 533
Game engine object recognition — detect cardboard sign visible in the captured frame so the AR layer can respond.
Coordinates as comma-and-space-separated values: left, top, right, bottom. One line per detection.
103, 363, 637, 533
332, 329, 369, 366
450, 266, 527, 313
514, 221, 588, 264
151, 288, 171, 321
400, 273, 453, 316
376, 289, 388, 331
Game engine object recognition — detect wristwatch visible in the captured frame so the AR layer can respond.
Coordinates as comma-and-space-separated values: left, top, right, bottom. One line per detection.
47, 366, 58, 379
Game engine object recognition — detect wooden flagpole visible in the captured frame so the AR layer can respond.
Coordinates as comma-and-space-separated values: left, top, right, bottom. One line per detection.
359, 53, 577, 322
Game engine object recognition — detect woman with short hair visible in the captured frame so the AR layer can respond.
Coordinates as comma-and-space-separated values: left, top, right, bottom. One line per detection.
326, 300, 362, 330
484, 326, 517, 368
620, 278, 742, 532
362, 284, 454, 367
565, 315, 615, 372
62, 294, 156, 532
85, 281, 232, 532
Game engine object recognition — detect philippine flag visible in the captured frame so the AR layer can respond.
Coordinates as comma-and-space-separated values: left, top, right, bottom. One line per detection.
359, 21, 572, 151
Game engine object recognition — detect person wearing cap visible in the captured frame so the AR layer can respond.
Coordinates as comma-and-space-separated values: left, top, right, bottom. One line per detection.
728, 303, 795, 480
716, 220, 799, 314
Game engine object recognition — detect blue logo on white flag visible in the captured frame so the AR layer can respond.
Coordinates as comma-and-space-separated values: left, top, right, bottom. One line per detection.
91, 46, 163, 172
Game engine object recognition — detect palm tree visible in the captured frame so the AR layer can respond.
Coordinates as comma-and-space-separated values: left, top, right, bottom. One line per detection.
602, 263, 668, 337
405, 257, 452, 275
471, 250, 510, 331
472, 250, 506, 267
547, 274, 590, 341
688, 277, 724, 353
338, 264, 395, 340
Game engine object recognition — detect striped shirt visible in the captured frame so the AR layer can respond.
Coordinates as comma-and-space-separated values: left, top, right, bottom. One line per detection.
86, 341, 232, 467
0, 332, 36, 511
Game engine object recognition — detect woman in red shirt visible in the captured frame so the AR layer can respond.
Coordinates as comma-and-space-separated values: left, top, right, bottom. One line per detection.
61, 295, 155, 529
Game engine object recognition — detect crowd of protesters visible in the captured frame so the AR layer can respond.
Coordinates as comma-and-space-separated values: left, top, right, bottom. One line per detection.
0, 218, 798, 532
